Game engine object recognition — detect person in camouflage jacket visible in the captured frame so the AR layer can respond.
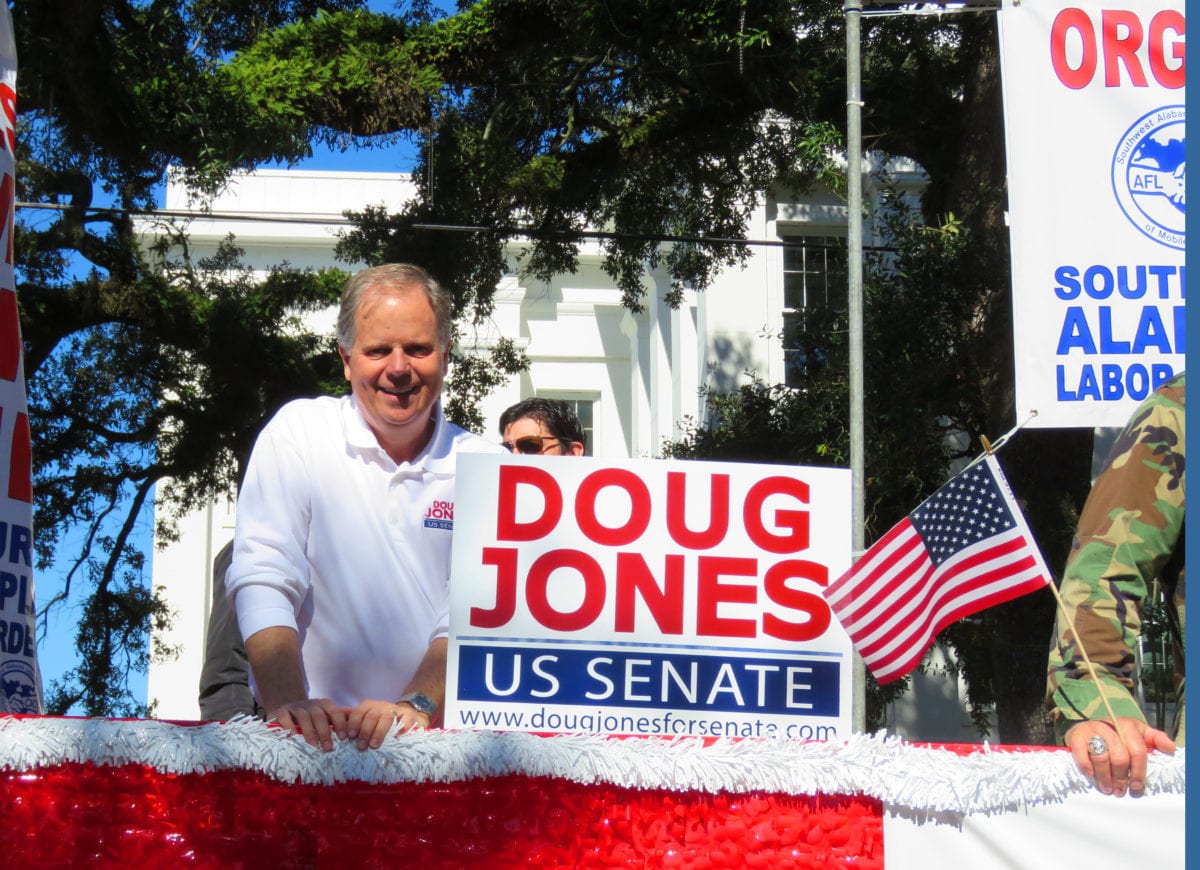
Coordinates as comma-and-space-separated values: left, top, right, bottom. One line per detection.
1046, 371, 1183, 797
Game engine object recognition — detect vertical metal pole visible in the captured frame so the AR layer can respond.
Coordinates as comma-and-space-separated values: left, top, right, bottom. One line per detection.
845, 0, 867, 734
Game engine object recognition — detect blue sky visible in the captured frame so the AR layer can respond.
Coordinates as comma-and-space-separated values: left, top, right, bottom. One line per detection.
268, 134, 422, 174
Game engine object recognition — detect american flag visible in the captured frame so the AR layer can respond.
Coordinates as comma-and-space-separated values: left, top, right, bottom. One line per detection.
823, 455, 1051, 684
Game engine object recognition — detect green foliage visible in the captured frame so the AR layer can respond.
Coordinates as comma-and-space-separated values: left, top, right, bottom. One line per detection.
664, 378, 848, 468
14, 1, 365, 203
281, 0, 850, 312
224, 9, 443, 140
44, 554, 176, 718
444, 337, 529, 432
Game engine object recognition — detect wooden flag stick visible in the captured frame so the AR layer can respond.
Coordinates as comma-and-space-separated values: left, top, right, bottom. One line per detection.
1046, 580, 1133, 755
971, 410, 1126, 751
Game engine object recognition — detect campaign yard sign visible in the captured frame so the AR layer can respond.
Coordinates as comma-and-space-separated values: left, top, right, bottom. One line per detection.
998, 1, 1185, 428
446, 455, 853, 740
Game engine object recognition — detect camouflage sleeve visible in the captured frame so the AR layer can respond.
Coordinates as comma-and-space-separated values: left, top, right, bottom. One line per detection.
1046, 374, 1185, 739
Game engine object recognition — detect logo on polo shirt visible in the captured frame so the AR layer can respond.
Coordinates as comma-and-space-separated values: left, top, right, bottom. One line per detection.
423, 499, 454, 531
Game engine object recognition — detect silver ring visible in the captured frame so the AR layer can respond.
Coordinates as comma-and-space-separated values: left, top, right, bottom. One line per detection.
1087, 735, 1108, 756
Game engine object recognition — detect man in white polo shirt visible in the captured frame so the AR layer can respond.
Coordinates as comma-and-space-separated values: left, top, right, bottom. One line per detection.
226, 263, 501, 752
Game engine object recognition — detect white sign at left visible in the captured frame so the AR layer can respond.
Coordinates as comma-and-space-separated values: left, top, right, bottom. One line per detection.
0, 5, 43, 715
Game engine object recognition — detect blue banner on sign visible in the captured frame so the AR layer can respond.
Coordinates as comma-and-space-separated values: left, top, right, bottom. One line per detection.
456, 644, 840, 717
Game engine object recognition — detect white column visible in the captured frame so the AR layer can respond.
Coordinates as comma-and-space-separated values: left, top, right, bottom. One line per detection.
618, 308, 643, 456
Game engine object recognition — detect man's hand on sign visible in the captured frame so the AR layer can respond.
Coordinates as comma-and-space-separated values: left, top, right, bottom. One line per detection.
346, 699, 430, 750
1065, 718, 1176, 798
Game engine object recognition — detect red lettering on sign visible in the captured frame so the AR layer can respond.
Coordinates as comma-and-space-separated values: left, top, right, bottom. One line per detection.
483, 465, 833, 641
575, 468, 651, 547
696, 556, 758, 638
8, 411, 31, 504
0, 84, 13, 156
762, 560, 831, 642
1050, 7, 1186, 90
1051, 8, 1097, 89
526, 549, 606, 631
744, 476, 810, 554
496, 465, 562, 541
1148, 11, 1186, 89
0, 288, 18, 382
665, 471, 729, 549
1102, 10, 1148, 87
614, 552, 685, 635
471, 547, 519, 628
471, 547, 834, 641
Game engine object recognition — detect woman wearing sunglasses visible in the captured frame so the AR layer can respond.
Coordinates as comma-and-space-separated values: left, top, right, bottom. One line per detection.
498, 398, 587, 457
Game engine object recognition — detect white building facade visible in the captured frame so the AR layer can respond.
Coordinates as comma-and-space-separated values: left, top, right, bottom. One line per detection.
143, 164, 989, 739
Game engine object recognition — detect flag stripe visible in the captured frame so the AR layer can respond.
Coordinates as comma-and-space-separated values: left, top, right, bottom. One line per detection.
871, 570, 1049, 683
823, 456, 1051, 685
831, 524, 930, 630
865, 550, 1048, 682
861, 545, 1040, 668
824, 520, 920, 604
855, 533, 1033, 656
863, 549, 1042, 669
841, 552, 936, 640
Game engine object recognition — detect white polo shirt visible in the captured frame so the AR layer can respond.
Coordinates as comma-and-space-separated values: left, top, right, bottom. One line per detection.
227, 395, 502, 707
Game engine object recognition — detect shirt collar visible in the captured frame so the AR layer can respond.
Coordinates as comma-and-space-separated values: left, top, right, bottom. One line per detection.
342, 395, 455, 476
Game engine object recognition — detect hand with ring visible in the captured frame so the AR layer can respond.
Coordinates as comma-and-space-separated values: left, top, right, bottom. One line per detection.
1065, 718, 1176, 798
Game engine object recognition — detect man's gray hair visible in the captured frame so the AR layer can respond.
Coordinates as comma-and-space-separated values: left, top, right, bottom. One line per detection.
336, 263, 453, 352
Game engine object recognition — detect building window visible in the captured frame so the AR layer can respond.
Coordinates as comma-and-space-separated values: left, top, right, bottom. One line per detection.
781, 233, 848, 387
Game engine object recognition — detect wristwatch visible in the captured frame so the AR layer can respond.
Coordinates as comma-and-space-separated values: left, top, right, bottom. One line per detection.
397, 692, 438, 719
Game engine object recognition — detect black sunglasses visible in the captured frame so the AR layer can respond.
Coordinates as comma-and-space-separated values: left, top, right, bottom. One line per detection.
501, 435, 562, 455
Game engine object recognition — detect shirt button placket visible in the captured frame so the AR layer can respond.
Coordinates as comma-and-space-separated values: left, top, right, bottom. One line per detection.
388, 474, 405, 539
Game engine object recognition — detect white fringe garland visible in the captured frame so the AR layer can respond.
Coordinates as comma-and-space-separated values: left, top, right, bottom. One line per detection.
0, 716, 1183, 817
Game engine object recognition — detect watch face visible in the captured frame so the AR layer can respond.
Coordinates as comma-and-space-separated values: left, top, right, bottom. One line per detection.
401, 692, 437, 717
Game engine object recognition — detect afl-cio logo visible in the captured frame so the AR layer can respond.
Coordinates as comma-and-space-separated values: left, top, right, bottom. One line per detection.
0, 659, 39, 714
1111, 105, 1185, 251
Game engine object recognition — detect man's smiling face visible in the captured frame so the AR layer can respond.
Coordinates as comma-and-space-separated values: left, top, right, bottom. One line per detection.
339, 283, 449, 462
